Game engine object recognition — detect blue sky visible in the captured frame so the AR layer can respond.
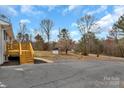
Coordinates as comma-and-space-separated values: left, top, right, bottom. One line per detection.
0, 5, 124, 41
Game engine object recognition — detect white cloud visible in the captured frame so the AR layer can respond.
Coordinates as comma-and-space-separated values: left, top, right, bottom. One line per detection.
113, 6, 124, 17
7, 7, 17, 16
96, 5, 124, 34
87, 6, 108, 15
0, 6, 18, 16
20, 19, 31, 24
51, 29, 59, 41
97, 14, 113, 28
62, 5, 80, 16
31, 28, 41, 36
68, 6, 78, 11
20, 6, 43, 15
70, 30, 81, 41
47, 5, 57, 12
71, 22, 77, 28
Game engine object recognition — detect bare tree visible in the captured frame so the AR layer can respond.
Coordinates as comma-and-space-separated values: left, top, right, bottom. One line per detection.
109, 15, 124, 57
77, 15, 100, 56
16, 22, 28, 42
57, 28, 74, 54
109, 26, 120, 44
33, 34, 44, 50
40, 19, 54, 50
114, 14, 124, 33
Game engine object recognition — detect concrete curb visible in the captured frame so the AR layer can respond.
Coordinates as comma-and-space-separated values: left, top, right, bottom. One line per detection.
34, 57, 54, 63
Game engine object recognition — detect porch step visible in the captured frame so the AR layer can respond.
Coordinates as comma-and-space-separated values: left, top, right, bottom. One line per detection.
7, 42, 34, 64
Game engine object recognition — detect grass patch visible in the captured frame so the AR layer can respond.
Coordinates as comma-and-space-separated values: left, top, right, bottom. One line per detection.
34, 51, 124, 62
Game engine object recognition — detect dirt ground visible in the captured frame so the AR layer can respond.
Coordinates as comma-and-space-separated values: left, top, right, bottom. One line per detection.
34, 51, 124, 62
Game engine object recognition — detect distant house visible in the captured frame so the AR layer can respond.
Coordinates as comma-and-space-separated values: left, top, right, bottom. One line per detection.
0, 14, 14, 65
52, 48, 59, 55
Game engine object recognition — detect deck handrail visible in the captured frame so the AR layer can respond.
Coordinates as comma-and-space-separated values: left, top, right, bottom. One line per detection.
19, 42, 22, 56
6, 42, 8, 56
6, 42, 34, 64
29, 42, 34, 57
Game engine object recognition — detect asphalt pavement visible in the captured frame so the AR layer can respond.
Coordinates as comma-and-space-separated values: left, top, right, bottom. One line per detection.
0, 60, 124, 88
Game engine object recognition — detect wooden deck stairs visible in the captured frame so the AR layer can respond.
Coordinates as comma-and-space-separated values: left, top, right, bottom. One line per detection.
6, 42, 34, 64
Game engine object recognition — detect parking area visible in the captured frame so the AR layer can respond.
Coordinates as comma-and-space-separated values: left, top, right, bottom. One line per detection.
1, 60, 124, 88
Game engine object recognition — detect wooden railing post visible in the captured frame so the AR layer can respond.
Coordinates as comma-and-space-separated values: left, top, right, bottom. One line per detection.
6, 42, 8, 56
19, 42, 22, 56
29, 42, 34, 57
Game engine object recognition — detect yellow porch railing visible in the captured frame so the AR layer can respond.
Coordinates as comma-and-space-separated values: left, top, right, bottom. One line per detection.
6, 42, 34, 64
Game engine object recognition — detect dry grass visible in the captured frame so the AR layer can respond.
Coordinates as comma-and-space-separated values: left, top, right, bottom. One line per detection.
34, 51, 55, 60
34, 51, 81, 60
34, 51, 124, 62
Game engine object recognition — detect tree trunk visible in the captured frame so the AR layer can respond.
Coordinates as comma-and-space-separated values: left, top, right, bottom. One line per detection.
83, 35, 88, 56
65, 49, 68, 55
118, 45, 124, 57
96, 45, 100, 57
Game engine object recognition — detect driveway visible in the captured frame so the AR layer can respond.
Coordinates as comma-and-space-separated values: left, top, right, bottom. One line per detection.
0, 60, 124, 88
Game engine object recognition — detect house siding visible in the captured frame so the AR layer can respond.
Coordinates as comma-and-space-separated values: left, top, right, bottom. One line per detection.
0, 26, 10, 64
0, 25, 4, 64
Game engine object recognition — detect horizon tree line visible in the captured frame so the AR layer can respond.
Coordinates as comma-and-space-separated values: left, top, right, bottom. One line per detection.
15, 14, 124, 57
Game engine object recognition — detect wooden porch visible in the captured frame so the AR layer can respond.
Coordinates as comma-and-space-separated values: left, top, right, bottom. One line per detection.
6, 42, 34, 64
